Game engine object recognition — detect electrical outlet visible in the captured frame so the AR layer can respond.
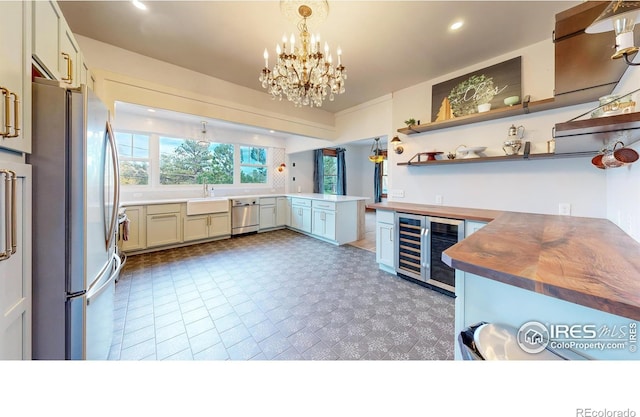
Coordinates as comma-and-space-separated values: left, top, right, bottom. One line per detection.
435, 195, 443, 205
390, 189, 404, 198
559, 203, 571, 216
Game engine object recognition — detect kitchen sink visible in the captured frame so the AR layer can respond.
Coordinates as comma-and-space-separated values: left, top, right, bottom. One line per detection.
186, 197, 230, 215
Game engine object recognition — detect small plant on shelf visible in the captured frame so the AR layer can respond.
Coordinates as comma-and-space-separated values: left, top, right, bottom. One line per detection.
404, 118, 417, 127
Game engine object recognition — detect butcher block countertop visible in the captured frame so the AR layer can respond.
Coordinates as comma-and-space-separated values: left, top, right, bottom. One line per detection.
368, 201, 503, 222
370, 202, 640, 321
444, 211, 640, 321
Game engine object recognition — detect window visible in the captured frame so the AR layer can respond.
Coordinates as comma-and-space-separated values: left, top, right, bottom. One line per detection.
322, 149, 337, 194
159, 137, 234, 185
115, 132, 150, 185
379, 151, 388, 198
240, 146, 267, 184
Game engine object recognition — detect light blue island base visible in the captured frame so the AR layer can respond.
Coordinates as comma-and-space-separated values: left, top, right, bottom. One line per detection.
455, 271, 639, 360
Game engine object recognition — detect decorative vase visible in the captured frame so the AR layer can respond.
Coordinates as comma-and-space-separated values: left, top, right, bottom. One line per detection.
477, 103, 491, 113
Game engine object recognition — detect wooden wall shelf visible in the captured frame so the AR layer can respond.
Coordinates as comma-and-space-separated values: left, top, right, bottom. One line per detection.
554, 111, 640, 138
397, 151, 597, 166
397, 84, 616, 137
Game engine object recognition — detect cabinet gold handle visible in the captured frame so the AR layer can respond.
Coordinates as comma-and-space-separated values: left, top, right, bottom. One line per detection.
61, 52, 73, 83
0, 169, 15, 261
1, 87, 9, 137
7, 91, 19, 138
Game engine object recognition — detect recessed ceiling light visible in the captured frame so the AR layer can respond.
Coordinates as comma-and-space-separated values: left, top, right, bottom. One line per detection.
450, 20, 464, 31
269, 130, 275, 133
132, 0, 147, 10
147, 108, 155, 113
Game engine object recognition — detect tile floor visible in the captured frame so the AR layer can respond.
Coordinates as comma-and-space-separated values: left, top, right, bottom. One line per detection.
109, 222, 455, 360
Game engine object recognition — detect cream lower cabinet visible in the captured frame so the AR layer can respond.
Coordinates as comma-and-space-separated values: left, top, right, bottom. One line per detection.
290, 198, 312, 233
276, 197, 288, 227
312, 206, 336, 241
0, 162, 32, 359
259, 197, 277, 231
119, 205, 145, 252
146, 204, 181, 248
375, 210, 395, 271
184, 212, 230, 242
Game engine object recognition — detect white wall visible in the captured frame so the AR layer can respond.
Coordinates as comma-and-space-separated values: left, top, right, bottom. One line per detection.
605, 62, 640, 241
342, 38, 610, 219
77, 36, 338, 141
287, 150, 314, 194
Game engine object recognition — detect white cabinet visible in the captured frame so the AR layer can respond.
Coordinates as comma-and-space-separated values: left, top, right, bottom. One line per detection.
312, 203, 336, 241
0, 162, 32, 359
276, 197, 288, 226
184, 212, 230, 242
32, 0, 83, 87
0, 1, 31, 154
375, 210, 395, 271
290, 198, 312, 233
259, 197, 277, 231
146, 204, 181, 248
59, 19, 80, 87
119, 205, 145, 252
465, 220, 487, 238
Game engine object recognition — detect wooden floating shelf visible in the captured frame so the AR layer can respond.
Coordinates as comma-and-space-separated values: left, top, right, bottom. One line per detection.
397, 85, 617, 136
396, 152, 597, 166
397, 97, 557, 135
554, 111, 640, 137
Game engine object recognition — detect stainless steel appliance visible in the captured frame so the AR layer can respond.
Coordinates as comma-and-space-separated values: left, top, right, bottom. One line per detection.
231, 198, 259, 235
29, 78, 122, 360
395, 213, 464, 295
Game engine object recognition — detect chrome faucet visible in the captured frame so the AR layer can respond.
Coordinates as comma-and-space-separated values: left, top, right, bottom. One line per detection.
203, 180, 208, 198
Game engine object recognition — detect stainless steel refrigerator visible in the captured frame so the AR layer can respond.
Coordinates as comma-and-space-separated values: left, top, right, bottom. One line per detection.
29, 78, 122, 360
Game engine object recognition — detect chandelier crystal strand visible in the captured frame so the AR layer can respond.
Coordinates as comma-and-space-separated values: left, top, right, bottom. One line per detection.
259, 3, 346, 108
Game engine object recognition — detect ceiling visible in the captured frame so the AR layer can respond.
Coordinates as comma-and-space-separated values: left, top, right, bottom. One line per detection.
58, 0, 581, 116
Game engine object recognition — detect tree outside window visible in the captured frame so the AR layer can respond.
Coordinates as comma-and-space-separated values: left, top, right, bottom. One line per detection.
159, 137, 234, 185
240, 146, 268, 184
323, 150, 337, 194
115, 132, 150, 185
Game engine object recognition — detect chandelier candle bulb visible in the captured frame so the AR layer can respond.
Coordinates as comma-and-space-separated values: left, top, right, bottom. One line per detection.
263, 49, 269, 67
259, 1, 346, 107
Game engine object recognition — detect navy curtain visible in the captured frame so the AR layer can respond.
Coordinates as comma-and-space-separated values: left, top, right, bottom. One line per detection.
374, 162, 382, 203
336, 148, 346, 195
313, 149, 324, 193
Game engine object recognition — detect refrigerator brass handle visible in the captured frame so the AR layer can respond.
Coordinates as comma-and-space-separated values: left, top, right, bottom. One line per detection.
7, 91, 20, 138
104, 121, 120, 251
61, 52, 73, 83
1, 87, 9, 137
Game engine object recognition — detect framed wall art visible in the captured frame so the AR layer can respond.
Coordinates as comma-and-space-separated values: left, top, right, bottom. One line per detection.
431, 56, 522, 122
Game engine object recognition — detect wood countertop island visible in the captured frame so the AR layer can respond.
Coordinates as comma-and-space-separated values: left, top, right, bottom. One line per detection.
368, 201, 503, 222
443, 211, 640, 321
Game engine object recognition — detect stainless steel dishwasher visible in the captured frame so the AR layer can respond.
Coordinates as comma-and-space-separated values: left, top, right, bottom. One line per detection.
231, 198, 259, 235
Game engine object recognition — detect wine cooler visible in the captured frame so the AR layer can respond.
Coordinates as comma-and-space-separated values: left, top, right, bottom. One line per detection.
395, 212, 464, 294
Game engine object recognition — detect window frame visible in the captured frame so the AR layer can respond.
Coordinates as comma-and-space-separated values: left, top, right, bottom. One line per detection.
322, 148, 338, 195
114, 131, 151, 186
239, 145, 269, 185
379, 150, 388, 199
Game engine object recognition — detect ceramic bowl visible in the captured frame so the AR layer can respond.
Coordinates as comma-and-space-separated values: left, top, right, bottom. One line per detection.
504, 96, 520, 106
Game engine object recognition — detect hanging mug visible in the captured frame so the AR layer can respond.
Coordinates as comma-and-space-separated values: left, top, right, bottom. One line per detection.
508, 124, 525, 139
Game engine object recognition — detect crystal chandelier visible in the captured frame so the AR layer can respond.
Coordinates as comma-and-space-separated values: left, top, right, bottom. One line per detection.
259, 1, 347, 108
